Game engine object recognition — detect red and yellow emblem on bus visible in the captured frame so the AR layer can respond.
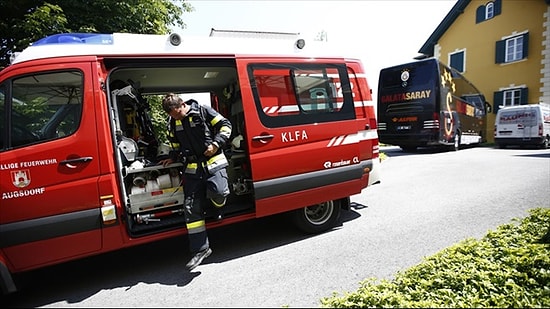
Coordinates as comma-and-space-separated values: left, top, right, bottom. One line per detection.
441, 68, 456, 137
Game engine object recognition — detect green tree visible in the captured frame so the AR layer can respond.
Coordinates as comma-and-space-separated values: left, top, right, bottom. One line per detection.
0, 0, 194, 69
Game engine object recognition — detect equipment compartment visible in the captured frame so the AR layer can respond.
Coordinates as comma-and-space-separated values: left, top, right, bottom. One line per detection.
125, 163, 184, 215
128, 187, 184, 214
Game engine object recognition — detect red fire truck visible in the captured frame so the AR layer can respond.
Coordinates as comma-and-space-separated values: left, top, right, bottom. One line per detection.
0, 32, 379, 294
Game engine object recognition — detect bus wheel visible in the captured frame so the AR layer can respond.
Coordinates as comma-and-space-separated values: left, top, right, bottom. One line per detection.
291, 200, 341, 234
451, 132, 461, 151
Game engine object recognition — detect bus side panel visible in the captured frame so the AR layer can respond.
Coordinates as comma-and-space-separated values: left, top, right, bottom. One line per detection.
439, 63, 487, 145
0, 60, 103, 273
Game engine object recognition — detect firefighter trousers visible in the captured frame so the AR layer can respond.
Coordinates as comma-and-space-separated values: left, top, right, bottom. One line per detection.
183, 166, 229, 253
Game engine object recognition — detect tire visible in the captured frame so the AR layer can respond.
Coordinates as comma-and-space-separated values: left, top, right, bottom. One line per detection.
541, 137, 549, 149
450, 131, 461, 151
291, 200, 341, 234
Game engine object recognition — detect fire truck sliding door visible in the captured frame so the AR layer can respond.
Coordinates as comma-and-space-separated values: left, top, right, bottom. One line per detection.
237, 59, 362, 217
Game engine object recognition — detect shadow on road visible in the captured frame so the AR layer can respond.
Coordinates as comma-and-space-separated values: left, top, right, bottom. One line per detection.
381, 145, 455, 158
514, 152, 550, 159
1, 206, 365, 308
381, 144, 487, 159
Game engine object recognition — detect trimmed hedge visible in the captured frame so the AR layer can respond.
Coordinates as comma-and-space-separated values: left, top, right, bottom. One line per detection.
321, 207, 550, 308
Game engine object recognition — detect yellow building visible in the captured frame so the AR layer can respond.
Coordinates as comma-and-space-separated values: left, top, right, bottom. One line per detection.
418, 0, 549, 142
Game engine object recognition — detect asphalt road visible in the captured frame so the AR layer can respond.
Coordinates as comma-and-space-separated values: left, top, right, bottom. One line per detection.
2, 145, 549, 308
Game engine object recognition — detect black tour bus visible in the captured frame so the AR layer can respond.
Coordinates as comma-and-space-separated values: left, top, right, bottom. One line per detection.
377, 58, 488, 151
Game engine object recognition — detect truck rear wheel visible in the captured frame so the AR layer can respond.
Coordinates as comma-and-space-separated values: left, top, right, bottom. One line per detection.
291, 200, 341, 234
541, 137, 549, 149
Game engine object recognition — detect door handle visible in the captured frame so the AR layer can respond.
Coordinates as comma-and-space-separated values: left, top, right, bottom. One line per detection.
60, 157, 93, 169
251, 134, 274, 144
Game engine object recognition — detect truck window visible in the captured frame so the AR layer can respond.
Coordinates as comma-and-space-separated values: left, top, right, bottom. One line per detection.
249, 63, 355, 128
5, 70, 83, 149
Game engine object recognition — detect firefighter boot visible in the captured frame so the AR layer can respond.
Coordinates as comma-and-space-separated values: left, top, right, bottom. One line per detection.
186, 247, 212, 271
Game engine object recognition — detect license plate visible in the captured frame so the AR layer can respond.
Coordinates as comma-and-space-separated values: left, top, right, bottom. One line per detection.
397, 125, 411, 130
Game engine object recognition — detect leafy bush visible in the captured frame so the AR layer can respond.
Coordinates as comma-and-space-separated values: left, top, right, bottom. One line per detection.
321, 207, 550, 308
146, 95, 169, 144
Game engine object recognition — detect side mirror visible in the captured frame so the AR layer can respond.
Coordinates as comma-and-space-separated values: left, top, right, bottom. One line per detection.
485, 102, 492, 114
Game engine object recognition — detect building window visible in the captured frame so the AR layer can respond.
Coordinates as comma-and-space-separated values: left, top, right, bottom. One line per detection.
449, 51, 465, 73
503, 89, 521, 106
492, 87, 528, 113
506, 36, 523, 62
495, 32, 529, 64
486, 2, 494, 19
476, 0, 501, 23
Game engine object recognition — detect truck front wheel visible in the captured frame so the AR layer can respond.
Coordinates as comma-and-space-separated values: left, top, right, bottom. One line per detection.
291, 200, 341, 234
541, 136, 549, 149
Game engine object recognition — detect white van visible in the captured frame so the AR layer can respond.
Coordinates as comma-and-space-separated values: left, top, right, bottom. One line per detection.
494, 103, 550, 149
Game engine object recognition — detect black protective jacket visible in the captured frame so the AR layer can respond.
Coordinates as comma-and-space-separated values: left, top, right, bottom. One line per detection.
167, 100, 232, 174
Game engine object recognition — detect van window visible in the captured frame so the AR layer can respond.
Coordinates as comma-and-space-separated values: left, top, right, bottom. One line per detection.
249, 63, 355, 128
2, 70, 83, 150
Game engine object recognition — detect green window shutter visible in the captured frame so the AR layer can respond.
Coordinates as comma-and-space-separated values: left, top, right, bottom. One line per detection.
493, 91, 503, 114
495, 40, 505, 63
476, 6, 485, 23
520, 87, 529, 104
494, 0, 502, 16
522, 32, 529, 59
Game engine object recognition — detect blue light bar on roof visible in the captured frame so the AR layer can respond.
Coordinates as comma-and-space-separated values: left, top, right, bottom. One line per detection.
32, 33, 114, 46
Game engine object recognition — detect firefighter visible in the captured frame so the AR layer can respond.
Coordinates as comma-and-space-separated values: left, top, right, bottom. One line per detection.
159, 93, 232, 271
